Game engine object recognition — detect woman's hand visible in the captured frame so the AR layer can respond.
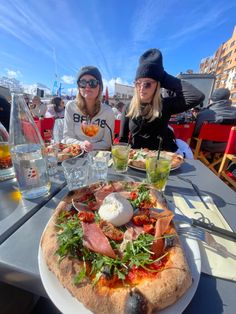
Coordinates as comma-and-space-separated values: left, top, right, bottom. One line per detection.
82, 140, 93, 152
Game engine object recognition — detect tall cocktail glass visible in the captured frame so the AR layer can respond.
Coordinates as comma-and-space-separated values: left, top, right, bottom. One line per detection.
111, 142, 130, 173
146, 153, 171, 191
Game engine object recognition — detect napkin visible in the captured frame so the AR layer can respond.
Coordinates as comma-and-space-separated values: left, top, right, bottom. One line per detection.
172, 192, 236, 281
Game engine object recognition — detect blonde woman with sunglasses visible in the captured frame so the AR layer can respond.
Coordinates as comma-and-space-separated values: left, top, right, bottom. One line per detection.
119, 49, 205, 152
63, 66, 115, 152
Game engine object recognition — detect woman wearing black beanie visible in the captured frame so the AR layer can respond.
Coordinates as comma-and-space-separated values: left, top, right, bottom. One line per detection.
119, 49, 205, 152
63, 66, 115, 151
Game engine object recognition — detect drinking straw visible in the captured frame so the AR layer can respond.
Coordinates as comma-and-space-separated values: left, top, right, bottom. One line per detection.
157, 136, 163, 160
105, 122, 113, 145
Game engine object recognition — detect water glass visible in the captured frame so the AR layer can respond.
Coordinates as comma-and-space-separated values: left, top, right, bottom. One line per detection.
45, 142, 58, 175
62, 157, 88, 191
89, 151, 110, 181
111, 142, 130, 173
146, 153, 171, 191
0, 142, 15, 181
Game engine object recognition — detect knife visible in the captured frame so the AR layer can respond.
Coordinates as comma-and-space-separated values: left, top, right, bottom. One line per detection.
174, 213, 236, 241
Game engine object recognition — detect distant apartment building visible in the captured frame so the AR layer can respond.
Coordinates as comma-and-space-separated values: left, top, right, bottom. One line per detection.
114, 82, 134, 105
200, 25, 236, 105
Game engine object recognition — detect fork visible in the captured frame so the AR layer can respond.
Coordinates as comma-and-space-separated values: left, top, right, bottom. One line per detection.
177, 175, 210, 209
177, 225, 236, 259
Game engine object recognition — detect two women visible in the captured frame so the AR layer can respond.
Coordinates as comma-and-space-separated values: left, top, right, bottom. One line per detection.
63, 66, 115, 151
119, 49, 205, 152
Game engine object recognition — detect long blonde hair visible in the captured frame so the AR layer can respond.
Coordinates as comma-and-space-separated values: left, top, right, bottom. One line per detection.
127, 82, 162, 121
76, 87, 102, 118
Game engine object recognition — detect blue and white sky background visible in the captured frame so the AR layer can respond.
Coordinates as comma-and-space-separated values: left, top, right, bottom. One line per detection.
0, 0, 236, 95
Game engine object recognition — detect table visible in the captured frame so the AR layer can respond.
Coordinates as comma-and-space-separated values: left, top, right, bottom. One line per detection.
0, 160, 235, 313
0, 168, 66, 244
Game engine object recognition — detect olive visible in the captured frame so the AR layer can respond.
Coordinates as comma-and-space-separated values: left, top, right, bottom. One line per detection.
125, 289, 149, 314
164, 235, 176, 248
101, 265, 112, 279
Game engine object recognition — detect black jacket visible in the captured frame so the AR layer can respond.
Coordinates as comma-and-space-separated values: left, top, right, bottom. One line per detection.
0, 96, 11, 132
119, 78, 205, 152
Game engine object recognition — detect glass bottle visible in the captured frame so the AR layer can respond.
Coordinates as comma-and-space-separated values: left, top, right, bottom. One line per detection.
9, 94, 51, 199
0, 122, 15, 180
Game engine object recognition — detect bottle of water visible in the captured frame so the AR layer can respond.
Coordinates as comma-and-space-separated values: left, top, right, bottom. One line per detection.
9, 94, 51, 199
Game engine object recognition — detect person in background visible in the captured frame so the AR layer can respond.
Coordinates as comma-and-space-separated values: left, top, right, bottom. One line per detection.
30, 96, 47, 118
45, 96, 65, 119
0, 95, 11, 132
23, 94, 30, 109
113, 102, 125, 120
191, 107, 200, 121
193, 88, 236, 152
119, 48, 205, 152
63, 66, 115, 151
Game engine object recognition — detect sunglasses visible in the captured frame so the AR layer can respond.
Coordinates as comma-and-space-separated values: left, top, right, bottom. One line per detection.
135, 80, 156, 89
78, 79, 99, 89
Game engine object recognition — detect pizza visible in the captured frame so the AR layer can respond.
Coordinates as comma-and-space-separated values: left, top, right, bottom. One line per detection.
129, 149, 184, 170
56, 143, 82, 162
40, 181, 192, 314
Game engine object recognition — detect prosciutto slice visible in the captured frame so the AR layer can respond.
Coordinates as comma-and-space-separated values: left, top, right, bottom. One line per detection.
151, 210, 174, 258
82, 222, 116, 259
94, 184, 115, 205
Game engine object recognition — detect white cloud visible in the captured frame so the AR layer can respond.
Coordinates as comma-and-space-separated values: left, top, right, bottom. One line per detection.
61, 75, 75, 84
6, 69, 21, 79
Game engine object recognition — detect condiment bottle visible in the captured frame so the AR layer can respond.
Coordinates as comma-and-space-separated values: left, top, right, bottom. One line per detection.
9, 94, 51, 199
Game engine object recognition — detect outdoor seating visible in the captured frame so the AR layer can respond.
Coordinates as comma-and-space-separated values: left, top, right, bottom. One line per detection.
113, 119, 121, 143
114, 119, 121, 138
191, 122, 234, 174
34, 117, 55, 141
218, 126, 236, 189
169, 122, 195, 144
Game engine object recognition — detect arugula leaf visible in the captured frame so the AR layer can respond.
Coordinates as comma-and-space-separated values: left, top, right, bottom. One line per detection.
55, 210, 175, 286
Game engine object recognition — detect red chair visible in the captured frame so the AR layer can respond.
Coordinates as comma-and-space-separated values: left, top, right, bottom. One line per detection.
34, 117, 55, 141
218, 126, 236, 189
169, 122, 195, 144
114, 119, 121, 138
192, 123, 234, 174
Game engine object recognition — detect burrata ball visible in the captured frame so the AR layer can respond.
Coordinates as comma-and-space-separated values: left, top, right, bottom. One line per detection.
98, 192, 133, 226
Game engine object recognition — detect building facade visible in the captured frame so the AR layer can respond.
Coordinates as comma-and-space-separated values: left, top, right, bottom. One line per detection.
200, 25, 236, 105
114, 82, 134, 105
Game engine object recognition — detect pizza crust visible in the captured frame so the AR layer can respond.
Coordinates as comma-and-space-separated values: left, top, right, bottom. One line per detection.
128, 150, 184, 170
41, 182, 192, 314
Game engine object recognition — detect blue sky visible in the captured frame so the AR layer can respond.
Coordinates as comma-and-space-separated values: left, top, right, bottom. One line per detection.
0, 0, 236, 95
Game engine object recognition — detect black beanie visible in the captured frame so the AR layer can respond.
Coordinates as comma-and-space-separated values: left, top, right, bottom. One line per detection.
77, 66, 103, 90
210, 88, 230, 101
135, 48, 164, 82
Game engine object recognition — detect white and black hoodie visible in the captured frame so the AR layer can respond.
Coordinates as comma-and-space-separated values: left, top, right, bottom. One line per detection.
62, 101, 115, 150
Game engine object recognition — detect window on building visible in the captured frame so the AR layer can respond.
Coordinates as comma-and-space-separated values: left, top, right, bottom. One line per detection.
230, 41, 235, 47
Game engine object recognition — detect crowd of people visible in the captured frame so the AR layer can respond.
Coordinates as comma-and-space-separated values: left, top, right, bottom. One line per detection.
1, 47, 235, 158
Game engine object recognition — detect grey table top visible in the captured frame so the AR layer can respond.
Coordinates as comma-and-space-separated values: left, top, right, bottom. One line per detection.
0, 160, 235, 313
0, 168, 66, 244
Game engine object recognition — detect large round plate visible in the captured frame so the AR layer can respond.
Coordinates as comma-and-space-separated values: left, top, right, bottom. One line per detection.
128, 163, 181, 172
128, 150, 184, 172
38, 225, 201, 314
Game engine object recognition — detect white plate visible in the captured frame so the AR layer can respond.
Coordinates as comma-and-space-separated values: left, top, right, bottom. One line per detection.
128, 163, 181, 172
38, 227, 201, 314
